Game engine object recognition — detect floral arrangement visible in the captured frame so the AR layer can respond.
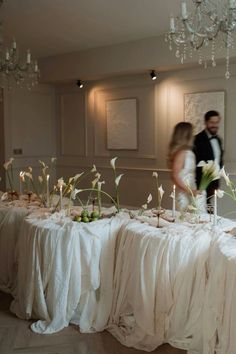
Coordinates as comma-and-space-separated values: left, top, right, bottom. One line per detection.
152, 172, 165, 210
3, 158, 14, 193
197, 160, 220, 190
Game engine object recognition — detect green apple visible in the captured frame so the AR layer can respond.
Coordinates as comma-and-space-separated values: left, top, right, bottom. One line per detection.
74, 216, 81, 222
91, 211, 100, 219
82, 216, 90, 223
81, 210, 89, 218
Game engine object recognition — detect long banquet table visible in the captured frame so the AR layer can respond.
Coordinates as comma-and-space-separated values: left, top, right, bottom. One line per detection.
1, 200, 236, 354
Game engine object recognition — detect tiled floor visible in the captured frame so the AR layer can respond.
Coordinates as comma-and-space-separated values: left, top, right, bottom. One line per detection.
0, 292, 186, 354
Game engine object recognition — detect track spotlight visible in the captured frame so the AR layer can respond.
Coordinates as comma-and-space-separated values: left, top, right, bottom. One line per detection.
150, 70, 157, 80
76, 79, 84, 88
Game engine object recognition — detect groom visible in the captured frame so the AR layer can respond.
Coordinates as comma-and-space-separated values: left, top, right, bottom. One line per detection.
193, 110, 224, 202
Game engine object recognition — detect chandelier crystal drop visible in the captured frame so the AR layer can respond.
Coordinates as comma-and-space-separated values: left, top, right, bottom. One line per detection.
0, 0, 39, 89
166, 0, 236, 79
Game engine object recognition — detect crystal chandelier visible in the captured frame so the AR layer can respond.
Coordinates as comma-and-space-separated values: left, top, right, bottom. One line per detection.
166, 0, 236, 79
0, 0, 39, 89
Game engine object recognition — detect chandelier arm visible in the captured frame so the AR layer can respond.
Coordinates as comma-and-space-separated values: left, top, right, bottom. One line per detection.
183, 19, 220, 39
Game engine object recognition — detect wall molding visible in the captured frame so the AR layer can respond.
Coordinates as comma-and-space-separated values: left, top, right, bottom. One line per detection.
59, 91, 88, 158
93, 83, 156, 159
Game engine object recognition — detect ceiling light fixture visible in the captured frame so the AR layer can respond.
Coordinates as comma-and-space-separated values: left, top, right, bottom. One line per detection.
0, 0, 39, 89
76, 79, 83, 88
150, 70, 157, 80
166, 0, 236, 79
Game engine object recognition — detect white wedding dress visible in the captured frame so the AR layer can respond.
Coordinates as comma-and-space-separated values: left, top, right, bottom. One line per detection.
177, 150, 206, 213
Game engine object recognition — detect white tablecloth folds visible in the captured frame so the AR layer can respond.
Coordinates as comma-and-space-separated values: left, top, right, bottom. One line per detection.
1, 202, 236, 354
108, 221, 215, 352
10, 211, 129, 334
0, 205, 28, 293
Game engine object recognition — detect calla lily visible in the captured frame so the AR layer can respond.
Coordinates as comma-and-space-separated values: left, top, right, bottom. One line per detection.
147, 193, 152, 204
197, 160, 209, 167
152, 171, 158, 178
73, 172, 84, 181
57, 178, 65, 188
188, 204, 197, 211
115, 174, 124, 187
91, 164, 97, 173
142, 204, 148, 210
20, 171, 25, 182
51, 157, 57, 163
220, 166, 231, 186
95, 172, 101, 180
3, 158, 14, 170
92, 178, 99, 189
110, 157, 118, 170
216, 189, 225, 198
1, 192, 8, 201
38, 176, 43, 183
71, 188, 81, 200
25, 172, 33, 180
39, 160, 46, 168
28, 167, 33, 173
98, 181, 105, 191
158, 185, 165, 201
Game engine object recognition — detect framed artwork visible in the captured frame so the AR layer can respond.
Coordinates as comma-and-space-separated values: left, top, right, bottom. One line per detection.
106, 98, 138, 150
184, 91, 225, 137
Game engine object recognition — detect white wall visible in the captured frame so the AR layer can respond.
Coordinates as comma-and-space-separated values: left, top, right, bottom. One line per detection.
55, 63, 236, 215
3, 84, 56, 191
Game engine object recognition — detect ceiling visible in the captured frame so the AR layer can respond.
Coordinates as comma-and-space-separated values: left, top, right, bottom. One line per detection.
1, 0, 180, 59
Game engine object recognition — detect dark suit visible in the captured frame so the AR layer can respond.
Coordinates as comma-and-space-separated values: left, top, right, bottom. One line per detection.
193, 130, 223, 200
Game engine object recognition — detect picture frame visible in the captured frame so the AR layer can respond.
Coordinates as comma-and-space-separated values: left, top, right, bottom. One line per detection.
106, 98, 138, 150
184, 91, 225, 138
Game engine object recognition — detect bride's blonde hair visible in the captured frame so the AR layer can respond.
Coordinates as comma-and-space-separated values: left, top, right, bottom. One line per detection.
168, 122, 193, 167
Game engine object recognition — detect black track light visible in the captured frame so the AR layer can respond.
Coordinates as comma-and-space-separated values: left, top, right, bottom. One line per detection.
76, 79, 84, 88
150, 70, 157, 80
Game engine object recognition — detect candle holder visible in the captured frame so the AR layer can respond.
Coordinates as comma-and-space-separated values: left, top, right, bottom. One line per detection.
152, 208, 165, 228
207, 204, 214, 223
8, 190, 18, 201
26, 191, 33, 203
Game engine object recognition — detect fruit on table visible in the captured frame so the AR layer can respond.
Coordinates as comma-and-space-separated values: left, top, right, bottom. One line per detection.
91, 211, 100, 218
82, 216, 90, 223
81, 210, 89, 218
74, 210, 101, 223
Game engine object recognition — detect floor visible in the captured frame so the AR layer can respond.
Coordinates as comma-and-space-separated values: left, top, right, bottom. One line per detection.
0, 292, 186, 354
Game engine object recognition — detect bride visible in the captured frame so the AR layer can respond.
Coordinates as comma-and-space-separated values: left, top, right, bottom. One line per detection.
168, 122, 199, 211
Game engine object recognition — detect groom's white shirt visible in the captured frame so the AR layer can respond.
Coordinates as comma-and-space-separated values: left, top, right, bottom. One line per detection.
206, 129, 221, 166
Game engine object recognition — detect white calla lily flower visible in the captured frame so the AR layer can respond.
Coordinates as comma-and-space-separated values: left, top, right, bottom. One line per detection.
110, 157, 118, 170
3, 158, 14, 170
91, 164, 97, 172
98, 181, 105, 191
216, 189, 224, 198
147, 193, 152, 204
38, 176, 43, 183
115, 174, 124, 187
57, 178, 65, 188
158, 185, 165, 200
71, 188, 81, 200
25, 172, 33, 180
152, 171, 158, 178
220, 166, 231, 186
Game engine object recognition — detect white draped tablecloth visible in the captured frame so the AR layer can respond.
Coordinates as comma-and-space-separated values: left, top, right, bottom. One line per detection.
108, 216, 236, 354
0, 203, 29, 293
10, 210, 129, 334
1, 202, 236, 354
191, 229, 236, 354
